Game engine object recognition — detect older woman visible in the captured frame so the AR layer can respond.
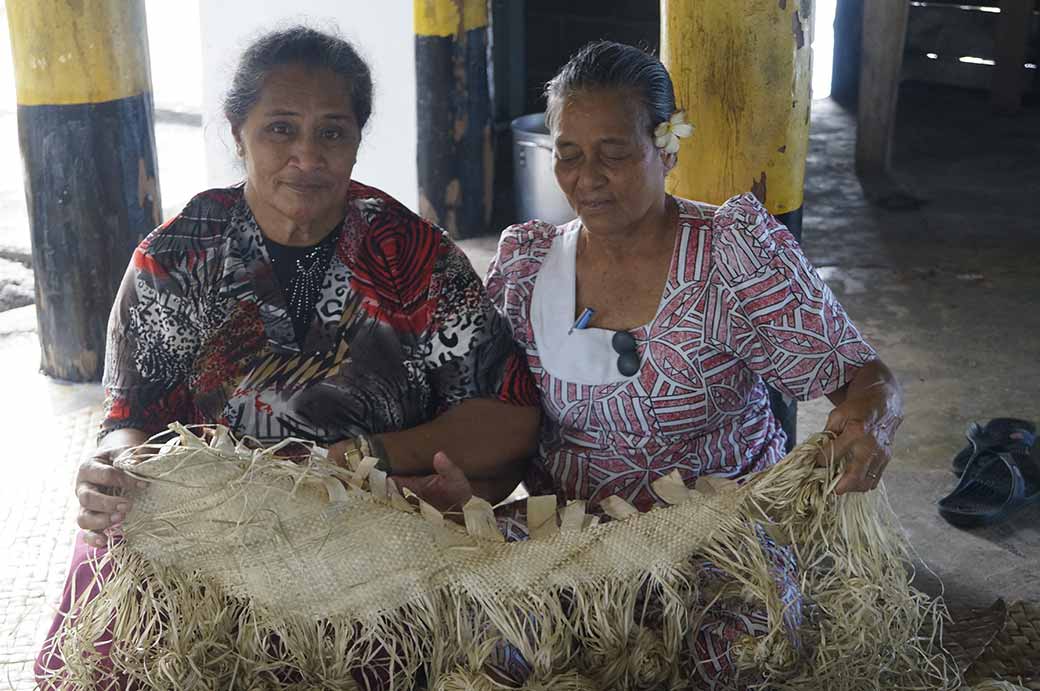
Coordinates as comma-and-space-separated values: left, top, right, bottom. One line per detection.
37, 26, 539, 687
475, 41, 903, 687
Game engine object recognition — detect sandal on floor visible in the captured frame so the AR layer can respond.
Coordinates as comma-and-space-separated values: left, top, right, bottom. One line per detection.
938, 433, 1040, 528
952, 418, 1036, 476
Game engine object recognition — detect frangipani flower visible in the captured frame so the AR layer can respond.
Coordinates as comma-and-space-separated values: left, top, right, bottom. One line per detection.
653, 110, 695, 154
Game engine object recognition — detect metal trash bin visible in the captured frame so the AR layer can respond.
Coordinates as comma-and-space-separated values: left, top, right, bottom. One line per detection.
510, 113, 575, 226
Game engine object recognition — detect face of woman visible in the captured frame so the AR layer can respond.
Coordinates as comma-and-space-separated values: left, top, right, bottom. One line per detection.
552, 88, 672, 235
234, 63, 360, 236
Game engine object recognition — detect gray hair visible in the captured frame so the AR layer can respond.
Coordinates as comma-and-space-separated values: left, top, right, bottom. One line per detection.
223, 26, 373, 132
544, 40, 677, 135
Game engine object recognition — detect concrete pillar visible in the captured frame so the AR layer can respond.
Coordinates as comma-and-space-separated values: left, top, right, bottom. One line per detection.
6, 0, 162, 381
855, 0, 909, 181
414, 0, 493, 238
660, 0, 814, 240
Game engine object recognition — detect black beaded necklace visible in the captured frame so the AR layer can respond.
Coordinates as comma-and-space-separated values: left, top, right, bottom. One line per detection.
264, 224, 342, 344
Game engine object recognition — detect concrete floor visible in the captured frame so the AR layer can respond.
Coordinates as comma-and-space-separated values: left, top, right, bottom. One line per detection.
0, 83, 1037, 687
797, 86, 1040, 606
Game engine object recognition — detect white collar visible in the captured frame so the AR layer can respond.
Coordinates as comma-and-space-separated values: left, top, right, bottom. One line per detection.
531, 221, 641, 385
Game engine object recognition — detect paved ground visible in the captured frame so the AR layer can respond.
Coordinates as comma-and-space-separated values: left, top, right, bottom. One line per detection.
0, 80, 1037, 688
0, 310, 102, 690
801, 87, 1040, 607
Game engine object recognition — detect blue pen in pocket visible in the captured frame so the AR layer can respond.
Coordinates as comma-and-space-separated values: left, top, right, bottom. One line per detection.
568, 307, 595, 335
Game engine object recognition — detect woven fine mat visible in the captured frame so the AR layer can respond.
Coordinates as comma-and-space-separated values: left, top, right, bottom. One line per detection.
961, 600, 1040, 689
945, 599, 1008, 672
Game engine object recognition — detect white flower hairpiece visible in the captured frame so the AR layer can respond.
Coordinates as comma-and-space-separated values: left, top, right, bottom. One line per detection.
653, 110, 694, 154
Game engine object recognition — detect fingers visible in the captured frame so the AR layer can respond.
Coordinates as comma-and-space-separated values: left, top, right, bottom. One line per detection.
82, 530, 107, 547
77, 456, 145, 494
432, 451, 465, 483
76, 485, 130, 516
389, 451, 474, 513
834, 435, 892, 495
76, 484, 130, 534
75, 450, 146, 535
432, 451, 474, 505
833, 439, 872, 494
824, 405, 850, 435
814, 421, 861, 468
78, 508, 124, 533
819, 414, 897, 494
80, 528, 121, 548
814, 437, 835, 468
867, 452, 892, 491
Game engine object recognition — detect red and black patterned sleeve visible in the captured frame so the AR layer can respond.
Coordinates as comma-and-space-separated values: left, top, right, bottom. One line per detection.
100, 223, 201, 441
707, 193, 878, 401
424, 234, 539, 411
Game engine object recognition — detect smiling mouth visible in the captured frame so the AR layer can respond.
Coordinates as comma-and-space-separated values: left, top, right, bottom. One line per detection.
580, 199, 613, 210
283, 181, 329, 193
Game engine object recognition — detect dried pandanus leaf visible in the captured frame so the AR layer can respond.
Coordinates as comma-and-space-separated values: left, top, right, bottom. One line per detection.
42, 424, 966, 690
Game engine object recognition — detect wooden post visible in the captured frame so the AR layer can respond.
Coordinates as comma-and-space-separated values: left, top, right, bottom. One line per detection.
855, 0, 909, 181
831, 0, 864, 108
6, 0, 161, 382
414, 0, 493, 239
661, 0, 815, 450
991, 0, 1035, 114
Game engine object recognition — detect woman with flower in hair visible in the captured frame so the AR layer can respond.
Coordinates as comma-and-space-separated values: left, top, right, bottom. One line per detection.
470, 41, 904, 687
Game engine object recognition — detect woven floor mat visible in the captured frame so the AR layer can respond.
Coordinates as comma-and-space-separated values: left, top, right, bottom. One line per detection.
946, 599, 1008, 673
953, 600, 1040, 688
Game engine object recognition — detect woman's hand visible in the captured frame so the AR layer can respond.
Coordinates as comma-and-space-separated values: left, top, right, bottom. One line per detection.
76, 428, 149, 547
821, 359, 903, 495
391, 452, 474, 513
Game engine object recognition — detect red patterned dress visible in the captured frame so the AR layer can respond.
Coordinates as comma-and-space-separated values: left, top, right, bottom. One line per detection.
485, 193, 878, 687
37, 180, 537, 688
99, 180, 535, 443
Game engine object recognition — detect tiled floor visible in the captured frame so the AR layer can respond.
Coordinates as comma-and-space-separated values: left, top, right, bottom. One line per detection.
0, 323, 103, 690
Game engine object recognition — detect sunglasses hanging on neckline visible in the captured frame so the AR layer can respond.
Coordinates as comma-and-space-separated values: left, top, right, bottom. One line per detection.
611, 330, 640, 376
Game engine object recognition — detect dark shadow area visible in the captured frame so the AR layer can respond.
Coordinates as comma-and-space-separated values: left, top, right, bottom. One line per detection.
800, 82, 1040, 607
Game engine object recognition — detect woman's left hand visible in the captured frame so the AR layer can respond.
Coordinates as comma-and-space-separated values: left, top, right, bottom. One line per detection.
819, 359, 903, 495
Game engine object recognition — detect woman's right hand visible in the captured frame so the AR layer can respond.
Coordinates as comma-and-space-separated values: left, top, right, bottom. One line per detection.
76, 429, 149, 547
391, 451, 475, 514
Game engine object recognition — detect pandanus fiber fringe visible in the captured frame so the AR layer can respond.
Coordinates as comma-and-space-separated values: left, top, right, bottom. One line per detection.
41, 424, 967, 690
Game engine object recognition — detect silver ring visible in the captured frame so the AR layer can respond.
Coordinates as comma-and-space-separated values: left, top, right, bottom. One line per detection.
867, 470, 880, 479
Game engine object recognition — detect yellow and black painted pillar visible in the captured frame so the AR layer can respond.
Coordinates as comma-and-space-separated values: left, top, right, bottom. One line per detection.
414, 0, 493, 239
6, 0, 161, 382
661, 0, 815, 448
661, 0, 813, 242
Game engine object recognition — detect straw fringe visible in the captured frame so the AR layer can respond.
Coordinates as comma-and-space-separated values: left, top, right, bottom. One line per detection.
44, 424, 965, 690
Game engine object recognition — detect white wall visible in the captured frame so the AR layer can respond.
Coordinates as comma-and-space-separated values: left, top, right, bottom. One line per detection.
147, 0, 203, 113
199, 1, 418, 210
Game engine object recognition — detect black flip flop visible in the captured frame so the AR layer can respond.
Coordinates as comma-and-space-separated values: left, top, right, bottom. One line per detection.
951, 418, 1036, 476
938, 432, 1040, 528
